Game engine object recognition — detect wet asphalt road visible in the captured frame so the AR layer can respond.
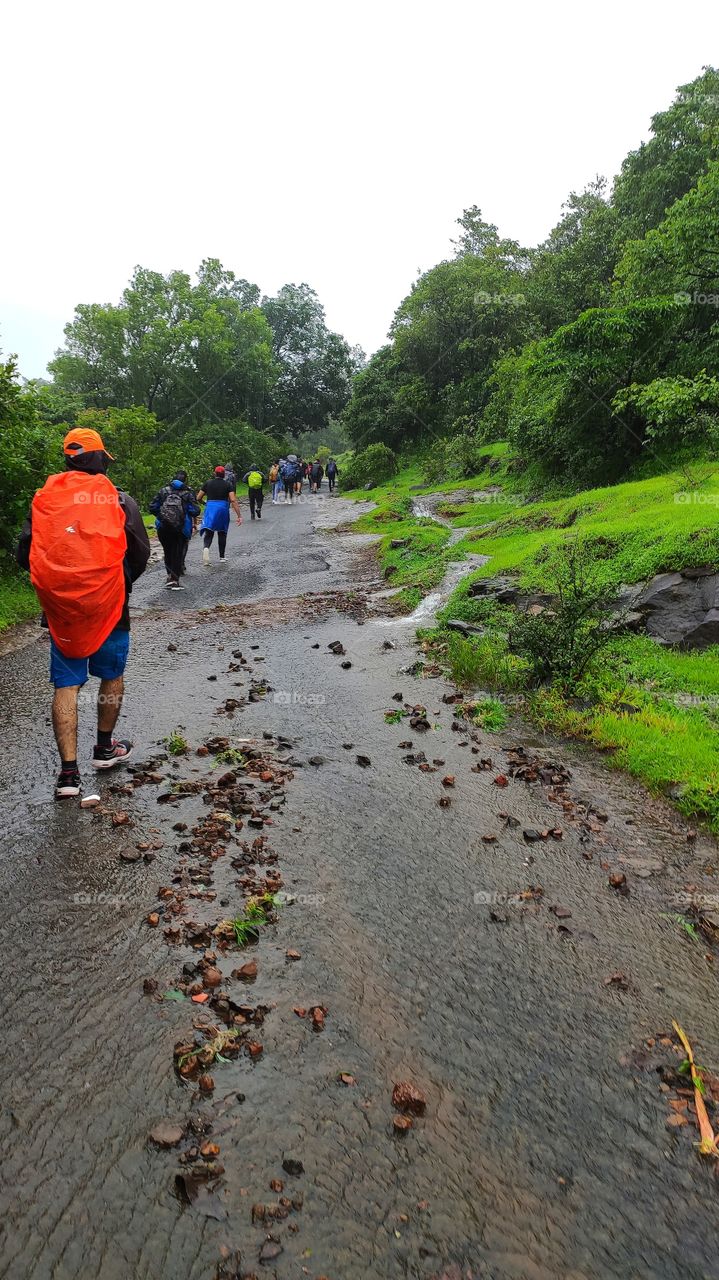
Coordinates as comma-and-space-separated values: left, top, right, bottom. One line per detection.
1, 487, 719, 1280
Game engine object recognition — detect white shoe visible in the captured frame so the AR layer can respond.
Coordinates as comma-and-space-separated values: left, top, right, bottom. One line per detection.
202, 547, 210, 566
219, 557, 226, 564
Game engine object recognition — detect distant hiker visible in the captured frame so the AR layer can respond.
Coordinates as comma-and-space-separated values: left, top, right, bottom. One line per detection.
223, 461, 236, 490
326, 458, 338, 492
149, 472, 200, 589
197, 466, 242, 564
242, 466, 266, 519
311, 459, 324, 493
280, 458, 295, 504
16, 426, 150, 799
172, 469, 199, 573
269, 460, 282, 503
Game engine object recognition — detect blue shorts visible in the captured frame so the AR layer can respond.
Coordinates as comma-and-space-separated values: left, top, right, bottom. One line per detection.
50, 628, 130, 689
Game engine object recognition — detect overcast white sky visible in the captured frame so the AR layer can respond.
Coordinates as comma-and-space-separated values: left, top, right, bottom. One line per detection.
1, 0, 717, 379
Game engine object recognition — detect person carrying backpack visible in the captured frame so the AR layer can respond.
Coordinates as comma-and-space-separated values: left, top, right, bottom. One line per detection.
197, 466, 242, 563
280, 458, 295, 504
326, 458, 338, 492
310, 459, 324, 493
149, 473, 200, 588
223, 461, 236, 491
172, 469, 199, 573
16, 426, 151, 799
268, 460, 281, 504
242, 466, 266, 519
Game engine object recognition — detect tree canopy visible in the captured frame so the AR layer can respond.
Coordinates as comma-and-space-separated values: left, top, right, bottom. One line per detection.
341, 64, 719, 486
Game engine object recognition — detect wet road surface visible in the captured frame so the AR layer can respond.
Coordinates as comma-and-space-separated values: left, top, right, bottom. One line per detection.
1, 488, 719, 1280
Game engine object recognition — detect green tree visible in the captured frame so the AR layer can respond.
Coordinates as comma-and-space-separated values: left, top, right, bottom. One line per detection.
49, 261, 278, 429
261, 283, 361, 435
75, 406, 159, 502
612, 66, 719, 240
526, 178, 619, 331
0, 358, 64, 551
500, 300, 683, 482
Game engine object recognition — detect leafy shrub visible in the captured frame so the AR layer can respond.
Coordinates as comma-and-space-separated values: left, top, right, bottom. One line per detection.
423, 419, 495, 484
509, 540, 615, 686
340, 443, 398, 490
0, 359, 64, 553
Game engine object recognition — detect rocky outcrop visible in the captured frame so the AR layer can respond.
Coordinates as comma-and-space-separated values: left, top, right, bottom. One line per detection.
468, 567, 719, 649
625, 568, 719, 649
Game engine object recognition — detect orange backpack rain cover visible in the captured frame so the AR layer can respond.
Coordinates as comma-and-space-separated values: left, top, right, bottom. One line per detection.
29, 471, 127, 658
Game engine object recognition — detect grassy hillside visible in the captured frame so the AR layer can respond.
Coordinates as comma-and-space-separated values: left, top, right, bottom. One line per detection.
344, 450, 719, 830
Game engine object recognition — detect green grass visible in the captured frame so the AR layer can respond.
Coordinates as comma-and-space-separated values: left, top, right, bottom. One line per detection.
0, 568, 39, 631
454, 463, 719, 595
349, 449, 719, 829
340, 447, 518, 613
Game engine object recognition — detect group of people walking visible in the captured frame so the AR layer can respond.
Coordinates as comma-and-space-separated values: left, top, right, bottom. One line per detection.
268, 455, 338, 502
149, 464, 242, 590
16, 427, 342, 799
149, 457, 339, 589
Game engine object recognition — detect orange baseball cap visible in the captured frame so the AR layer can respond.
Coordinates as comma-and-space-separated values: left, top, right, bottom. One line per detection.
63, 427, 114, 459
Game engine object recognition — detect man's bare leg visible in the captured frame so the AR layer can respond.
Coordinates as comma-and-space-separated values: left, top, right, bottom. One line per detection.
52, 686, 80, 765
97, 676, 124, 738
93, 675, 133, 768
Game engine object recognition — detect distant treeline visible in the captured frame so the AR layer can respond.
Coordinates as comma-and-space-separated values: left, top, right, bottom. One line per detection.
342, 66, 719, 487
0, 268, 362, 551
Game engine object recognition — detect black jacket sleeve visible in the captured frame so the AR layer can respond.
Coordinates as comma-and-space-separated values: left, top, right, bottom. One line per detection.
119, 492, 151, 583
16, 513, 32, 571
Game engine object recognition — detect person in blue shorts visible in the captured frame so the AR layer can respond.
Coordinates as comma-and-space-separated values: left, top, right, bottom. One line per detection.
16, 427, 151, 798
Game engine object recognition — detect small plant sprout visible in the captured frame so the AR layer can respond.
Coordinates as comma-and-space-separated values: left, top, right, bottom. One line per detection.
164, 729, 189, 756
211, 747, 246, 768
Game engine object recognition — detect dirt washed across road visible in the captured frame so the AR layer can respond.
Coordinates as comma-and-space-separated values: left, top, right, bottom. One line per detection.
1, 491, 719, 1280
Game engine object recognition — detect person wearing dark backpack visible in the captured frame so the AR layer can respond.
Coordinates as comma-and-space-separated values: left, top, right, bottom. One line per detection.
16, 427, 151, 799
149, 475, 199, 588
326, 458, 338, 492
310, 459, 324, 493
172, 470, 200, 574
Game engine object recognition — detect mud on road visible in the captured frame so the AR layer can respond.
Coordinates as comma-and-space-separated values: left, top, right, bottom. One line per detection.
1, 492, 719, 1280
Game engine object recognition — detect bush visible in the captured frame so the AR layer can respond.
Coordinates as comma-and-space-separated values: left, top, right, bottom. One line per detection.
423, 419, 493, 484
340, 443, 398, 490
508, 540, 615, 686
0, 359, 65, 552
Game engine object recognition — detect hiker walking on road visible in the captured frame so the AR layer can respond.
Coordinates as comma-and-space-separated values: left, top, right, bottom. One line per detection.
16, 427, 151, 799
280, 458, 295, 504
223, 461, 236, 491
326, 458, 338, 492
269, 460, 282, 504
311, 459, 324, 493
149, 472, 200, 589
172, 470, 199, 574
197, 466, 242, 564
242, 466, 266, 520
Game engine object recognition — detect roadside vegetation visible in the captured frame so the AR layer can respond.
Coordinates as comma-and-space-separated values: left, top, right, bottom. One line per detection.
334, 66, 719, 831
344, 450, 719, 830
0, 270, 359, 629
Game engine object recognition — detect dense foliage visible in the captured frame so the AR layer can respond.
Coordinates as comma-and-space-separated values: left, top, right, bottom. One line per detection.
342, 66, 719, 487
340, 443, 398, 491
48, 261, 361, 437
0, 263, 360, 557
